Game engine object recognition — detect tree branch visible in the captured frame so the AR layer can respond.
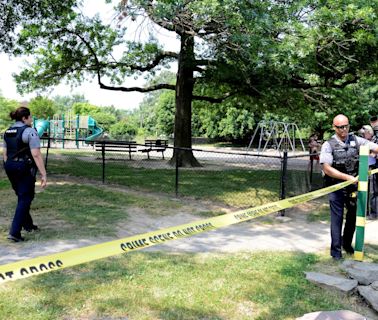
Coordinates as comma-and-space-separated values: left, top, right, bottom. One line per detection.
99, 81, 175, 93
192, 92, 236, 103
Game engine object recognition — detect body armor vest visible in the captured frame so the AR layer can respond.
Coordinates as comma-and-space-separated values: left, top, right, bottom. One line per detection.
4, 125, 34, 165
324, 133, 359, 186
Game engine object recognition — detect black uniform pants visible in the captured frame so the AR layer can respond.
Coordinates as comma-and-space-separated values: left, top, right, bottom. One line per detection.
4, 160, 35, 237
329, 186, 356, 258
368, 170, 378, 217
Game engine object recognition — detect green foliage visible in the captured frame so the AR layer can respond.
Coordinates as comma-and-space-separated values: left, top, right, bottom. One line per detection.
0, 96, 19, 131
28, 96, 57, 119
0, 0, 77, 53
52, 94, 88, 114
8, 0, 378, 146
109, 119, 138, 139
155, 91, 175, 136
72, 102, 117, 132
72, 102, 100, 115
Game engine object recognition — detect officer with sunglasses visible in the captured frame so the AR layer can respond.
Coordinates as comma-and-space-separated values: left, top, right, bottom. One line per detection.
320, 114, 378, 260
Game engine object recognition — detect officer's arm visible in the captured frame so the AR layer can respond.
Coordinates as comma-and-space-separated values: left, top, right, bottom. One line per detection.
322, 163, 357, 182
2, 147, 7, 162
30, 148, 47, 188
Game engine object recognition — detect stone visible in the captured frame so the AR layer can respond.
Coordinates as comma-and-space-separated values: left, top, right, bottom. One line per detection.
305, 272, 358, 292
341, 260, 378, 285
371, 281, 378, 291
296, 310, 367, 320
358, 285, 378, 312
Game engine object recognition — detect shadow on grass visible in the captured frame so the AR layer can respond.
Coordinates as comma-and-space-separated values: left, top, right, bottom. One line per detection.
47, 158, 281, 208
1, 252, 359, 320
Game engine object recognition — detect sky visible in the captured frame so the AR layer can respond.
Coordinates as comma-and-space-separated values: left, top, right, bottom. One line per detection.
0, 1, 179, 111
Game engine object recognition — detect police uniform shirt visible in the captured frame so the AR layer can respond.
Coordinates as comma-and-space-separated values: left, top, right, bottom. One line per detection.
3, 121, 41, 150
320, 134, 378, 166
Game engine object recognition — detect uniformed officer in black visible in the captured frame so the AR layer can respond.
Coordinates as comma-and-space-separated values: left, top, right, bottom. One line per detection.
2, 106, 47, 242
320, 114, 378, 260
369, 117, 378, 218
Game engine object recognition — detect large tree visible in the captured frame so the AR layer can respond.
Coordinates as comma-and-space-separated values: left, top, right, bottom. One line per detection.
11, 0, 378, 165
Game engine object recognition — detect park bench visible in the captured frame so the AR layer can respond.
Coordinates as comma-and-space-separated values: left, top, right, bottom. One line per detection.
139, 139, 168, 159
95, 141, 137, 160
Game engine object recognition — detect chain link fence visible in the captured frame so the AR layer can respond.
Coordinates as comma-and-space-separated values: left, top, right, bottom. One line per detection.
13, 138, 321, 212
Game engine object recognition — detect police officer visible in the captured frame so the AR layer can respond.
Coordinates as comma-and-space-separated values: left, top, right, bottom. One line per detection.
358, 125, 378, 219
369, 117, 378, 218
320, 114, 378, 260
2, 106, 47, 242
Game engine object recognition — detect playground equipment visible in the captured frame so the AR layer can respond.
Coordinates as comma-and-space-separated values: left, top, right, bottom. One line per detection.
246, 120, 306, 155
33, 114, 103, 148
34, 119, 50, 137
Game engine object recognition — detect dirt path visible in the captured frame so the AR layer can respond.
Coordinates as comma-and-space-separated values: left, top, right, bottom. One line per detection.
2, 175, 378, 266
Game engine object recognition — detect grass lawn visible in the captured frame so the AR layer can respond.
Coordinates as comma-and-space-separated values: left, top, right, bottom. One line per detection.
1, 161, 373, 319
0, 251, 371, 320
46, 157, 280, 208
0, 178, 185, 242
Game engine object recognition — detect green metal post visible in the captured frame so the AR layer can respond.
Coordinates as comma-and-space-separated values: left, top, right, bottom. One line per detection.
354, 145, 369, 261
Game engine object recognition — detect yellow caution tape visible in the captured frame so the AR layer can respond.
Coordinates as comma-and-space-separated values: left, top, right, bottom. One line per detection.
0, 179, 355, 284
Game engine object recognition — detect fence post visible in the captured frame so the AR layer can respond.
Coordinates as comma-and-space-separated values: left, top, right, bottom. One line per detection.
354, 145, 369, 261
279, 150, 288, 216
101, 142, 105, 184
175, 148, 179, 197
45, 135, 51, 168
309, 156, 314, 186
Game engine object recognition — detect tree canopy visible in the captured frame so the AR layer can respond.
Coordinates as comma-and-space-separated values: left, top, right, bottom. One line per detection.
8, 0, 378, 164
0, 0, 76, 53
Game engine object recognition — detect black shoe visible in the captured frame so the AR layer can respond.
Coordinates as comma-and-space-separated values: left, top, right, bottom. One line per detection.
24, 225, 39, 232
332, 256, 342, 261
7, 234, 25, 242
343, 245, 355, 254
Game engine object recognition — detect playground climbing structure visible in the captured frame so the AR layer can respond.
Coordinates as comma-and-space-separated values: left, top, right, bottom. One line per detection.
33, 112, 103, 148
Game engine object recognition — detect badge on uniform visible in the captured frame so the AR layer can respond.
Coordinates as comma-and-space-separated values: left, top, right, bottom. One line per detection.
350, 141, 356, 147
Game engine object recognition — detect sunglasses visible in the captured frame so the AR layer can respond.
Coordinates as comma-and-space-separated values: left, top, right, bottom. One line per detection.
334, 124, 349, 130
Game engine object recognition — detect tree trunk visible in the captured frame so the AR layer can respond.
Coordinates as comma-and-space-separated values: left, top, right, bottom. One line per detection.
169, 32, 201, 167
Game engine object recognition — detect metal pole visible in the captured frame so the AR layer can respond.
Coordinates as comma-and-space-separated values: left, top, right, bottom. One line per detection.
279, 150, 288, 216
101, 142, 105, 184
62, 114, 65, 149
45, 135, 51, 168
309, 156, 314, 186
175, 148, 179, 197
76, 114, 79, 149
354, 145, 369, 261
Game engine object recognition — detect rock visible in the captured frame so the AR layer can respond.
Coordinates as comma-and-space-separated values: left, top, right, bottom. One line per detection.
305, 272, 358, 292
358, 285, 378, 312
296, 310, 367, 320
371, 281, 378, 291
275, 216, 292, 223
341, 260, 378, 285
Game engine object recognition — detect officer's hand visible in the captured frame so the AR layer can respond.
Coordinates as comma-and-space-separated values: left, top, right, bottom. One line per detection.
41, 175, 47, 189
346, 175, 358, 184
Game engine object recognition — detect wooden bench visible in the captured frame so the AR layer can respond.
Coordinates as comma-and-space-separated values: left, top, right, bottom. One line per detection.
95, 141, 137, 160
139, 139, 168, 159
